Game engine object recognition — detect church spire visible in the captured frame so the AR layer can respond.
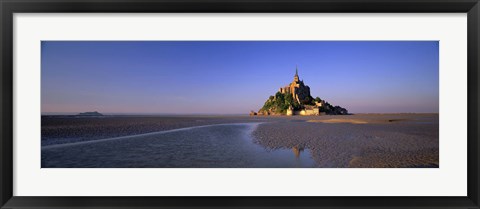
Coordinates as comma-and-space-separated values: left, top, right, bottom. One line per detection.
294, 65, 299, 82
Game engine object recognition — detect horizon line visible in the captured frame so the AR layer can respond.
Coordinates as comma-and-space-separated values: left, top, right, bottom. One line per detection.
41, 112, 440, 116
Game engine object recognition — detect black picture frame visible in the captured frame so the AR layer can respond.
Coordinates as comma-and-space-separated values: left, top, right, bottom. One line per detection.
1, 0, 479, 208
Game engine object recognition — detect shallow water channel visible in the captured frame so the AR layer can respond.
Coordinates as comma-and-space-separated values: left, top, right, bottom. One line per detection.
42, 123, 315, 168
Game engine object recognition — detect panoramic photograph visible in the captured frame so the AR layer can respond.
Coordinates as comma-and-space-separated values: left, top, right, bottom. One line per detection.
41, 41, 439, 168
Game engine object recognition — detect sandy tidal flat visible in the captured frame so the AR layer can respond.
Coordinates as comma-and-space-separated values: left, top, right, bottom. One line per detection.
41, 114, 438, 168
253, 114, 439, 168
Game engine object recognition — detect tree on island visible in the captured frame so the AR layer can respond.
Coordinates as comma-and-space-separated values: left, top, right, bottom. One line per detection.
259, 92, 302, 115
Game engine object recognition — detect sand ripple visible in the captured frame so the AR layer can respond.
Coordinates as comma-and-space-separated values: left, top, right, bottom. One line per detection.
252, 114, 439, 168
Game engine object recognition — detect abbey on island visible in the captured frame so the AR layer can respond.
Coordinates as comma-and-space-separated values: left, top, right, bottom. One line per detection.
252, 67, 348, 116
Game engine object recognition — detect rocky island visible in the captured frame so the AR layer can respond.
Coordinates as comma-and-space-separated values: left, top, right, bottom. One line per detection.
77, 111, 103, 116
253, 67, 348, 116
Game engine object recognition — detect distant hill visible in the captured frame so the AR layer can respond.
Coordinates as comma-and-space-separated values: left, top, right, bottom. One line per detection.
77, 111, 103, 116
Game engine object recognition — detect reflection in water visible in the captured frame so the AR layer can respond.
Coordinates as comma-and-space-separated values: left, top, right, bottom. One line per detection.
291, 145, 310, 168
292, 146, 304, 158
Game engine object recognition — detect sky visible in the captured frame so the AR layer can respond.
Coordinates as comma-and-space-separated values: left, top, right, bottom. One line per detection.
41, 41, 439, 114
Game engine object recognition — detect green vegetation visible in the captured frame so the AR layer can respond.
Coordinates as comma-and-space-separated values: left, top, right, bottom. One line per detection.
318, 101, 348, 115
260, 92, 300, 114
259, 93, 348, 115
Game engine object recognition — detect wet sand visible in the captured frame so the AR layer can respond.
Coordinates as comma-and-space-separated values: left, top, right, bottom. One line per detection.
252, 114, 439, 168
41, 115, 269, 146
42, 114, 438, 168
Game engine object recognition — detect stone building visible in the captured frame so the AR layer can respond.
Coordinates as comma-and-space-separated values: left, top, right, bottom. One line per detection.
279, 67, 312, 104
304, 105, 320, 115
286, 106, 293, 116
277, 67, 320, 116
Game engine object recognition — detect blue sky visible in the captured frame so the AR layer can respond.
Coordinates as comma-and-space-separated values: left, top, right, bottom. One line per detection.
41, 41, 439, 114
